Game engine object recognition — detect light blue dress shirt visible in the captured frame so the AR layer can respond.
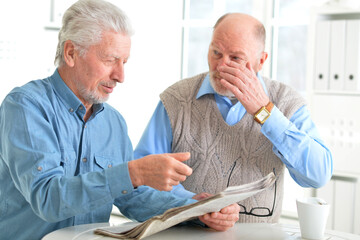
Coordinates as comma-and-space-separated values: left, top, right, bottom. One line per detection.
0, 70, 196, 240
135, 74, 333, 198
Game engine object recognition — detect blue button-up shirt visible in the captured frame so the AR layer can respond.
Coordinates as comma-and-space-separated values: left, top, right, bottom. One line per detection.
135, 74, 333, 198
0, 70, 195, 240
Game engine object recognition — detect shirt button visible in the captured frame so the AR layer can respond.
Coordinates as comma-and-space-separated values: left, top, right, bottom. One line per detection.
108, 164, 112, 168
37, 166, 42, 171
84, 125, 87, 128
69, 108, 74, 113
82, 158, 87, 162
122, 190, 127, 194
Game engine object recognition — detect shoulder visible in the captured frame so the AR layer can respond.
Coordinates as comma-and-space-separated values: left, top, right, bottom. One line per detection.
263, 77, 305, 102
262, 77, 307, 117
11, 78, 51, 97
2, 78, 53, 108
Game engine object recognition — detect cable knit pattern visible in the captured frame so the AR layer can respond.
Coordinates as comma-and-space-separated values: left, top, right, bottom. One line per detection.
160, 72, 306, 223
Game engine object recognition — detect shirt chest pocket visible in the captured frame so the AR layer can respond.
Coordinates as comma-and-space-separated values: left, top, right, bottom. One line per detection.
60, 149, 77, 176
93, 155, 115, 172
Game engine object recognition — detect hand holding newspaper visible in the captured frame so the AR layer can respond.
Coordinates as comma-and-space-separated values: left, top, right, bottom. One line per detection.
94, 172, 276, 239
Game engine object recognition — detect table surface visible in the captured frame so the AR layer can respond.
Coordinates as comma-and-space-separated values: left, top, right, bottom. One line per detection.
43, 222, 360, 240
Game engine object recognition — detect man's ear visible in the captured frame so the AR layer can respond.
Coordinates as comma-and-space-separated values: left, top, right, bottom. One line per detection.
257, 51, 268, 72
63, 40, 76, 67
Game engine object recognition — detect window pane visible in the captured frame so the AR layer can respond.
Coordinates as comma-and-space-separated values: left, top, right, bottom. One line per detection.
279, 0, 312, 21
189, 0, 213, 19
226, 0, 253, 15
276, 25, 307, 92
186, 27, 212, 78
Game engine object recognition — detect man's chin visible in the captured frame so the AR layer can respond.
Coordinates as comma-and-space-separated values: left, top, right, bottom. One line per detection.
210, 79, 234, 97
95, 96, 109, 104
86, 94, 109, 105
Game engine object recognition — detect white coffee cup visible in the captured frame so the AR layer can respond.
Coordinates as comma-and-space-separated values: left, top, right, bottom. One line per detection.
296, 197, 330, 240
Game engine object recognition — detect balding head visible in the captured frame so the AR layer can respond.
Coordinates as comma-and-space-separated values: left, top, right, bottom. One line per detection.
213, 13, 266, 52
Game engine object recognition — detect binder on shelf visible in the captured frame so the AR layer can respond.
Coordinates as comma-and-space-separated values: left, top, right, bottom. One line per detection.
344, 20, 360, 92
314, 21, 331, 90
329, 20, 346, 91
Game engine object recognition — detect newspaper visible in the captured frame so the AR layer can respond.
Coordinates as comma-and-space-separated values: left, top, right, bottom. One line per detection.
94, 172, 276, 239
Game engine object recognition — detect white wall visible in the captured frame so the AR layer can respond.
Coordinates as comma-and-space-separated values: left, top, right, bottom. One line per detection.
108, 0, 183, 145
0, 1, 55, 100
0, 0, 183, 146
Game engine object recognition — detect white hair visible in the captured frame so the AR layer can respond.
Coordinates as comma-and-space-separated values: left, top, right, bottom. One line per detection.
54, 0, 134, 67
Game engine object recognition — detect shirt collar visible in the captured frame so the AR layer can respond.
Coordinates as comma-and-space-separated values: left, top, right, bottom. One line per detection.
196, 73, 268, 99
49, 69, 104, 115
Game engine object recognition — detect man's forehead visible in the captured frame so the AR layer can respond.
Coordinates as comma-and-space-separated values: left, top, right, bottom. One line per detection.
95, 34, 131, 57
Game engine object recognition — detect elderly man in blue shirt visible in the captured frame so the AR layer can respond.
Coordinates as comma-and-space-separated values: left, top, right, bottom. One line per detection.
135, 13, 333, 223
0, 1, 240, 239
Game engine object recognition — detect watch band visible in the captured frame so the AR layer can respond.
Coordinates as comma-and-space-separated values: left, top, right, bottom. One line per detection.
265, 101, 274, 113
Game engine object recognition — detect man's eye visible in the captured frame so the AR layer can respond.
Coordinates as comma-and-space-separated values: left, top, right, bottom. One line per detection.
105, 58, 118, 64
213, 50, 222, 58
232, 57, 246, 63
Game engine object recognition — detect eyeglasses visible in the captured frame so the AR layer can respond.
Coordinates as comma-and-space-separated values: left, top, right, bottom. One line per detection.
227, 167, 277, 218
238, 178, 276, 217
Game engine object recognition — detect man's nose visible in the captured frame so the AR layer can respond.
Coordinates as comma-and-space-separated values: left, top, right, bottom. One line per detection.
217, 56, 230, 69
218, 56, 229, 67
111, 63, 125, 83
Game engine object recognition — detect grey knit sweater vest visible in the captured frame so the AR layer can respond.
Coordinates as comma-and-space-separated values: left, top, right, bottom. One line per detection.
160, 72, 306, 223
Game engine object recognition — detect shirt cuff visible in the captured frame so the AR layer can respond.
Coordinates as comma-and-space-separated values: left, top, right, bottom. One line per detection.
171, 184, 196, 199
261, 106, 290, 142
105, 162, 134, 199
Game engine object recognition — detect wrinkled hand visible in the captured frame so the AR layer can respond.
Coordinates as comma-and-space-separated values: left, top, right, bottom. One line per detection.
128, 152, 192, 191
218, 61, 269, 115
199, 203, 240, 231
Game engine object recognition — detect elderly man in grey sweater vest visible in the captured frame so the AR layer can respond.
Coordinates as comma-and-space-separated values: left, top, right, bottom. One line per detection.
134, 13, 333, 223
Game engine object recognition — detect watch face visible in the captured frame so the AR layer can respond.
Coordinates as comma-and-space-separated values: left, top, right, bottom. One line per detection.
257, 109, 269, 121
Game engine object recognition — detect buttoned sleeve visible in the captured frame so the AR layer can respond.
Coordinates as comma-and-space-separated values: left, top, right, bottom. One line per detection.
261, 105, 333, 188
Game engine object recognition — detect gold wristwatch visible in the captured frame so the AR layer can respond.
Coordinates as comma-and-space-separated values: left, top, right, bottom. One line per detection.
254, 101, 274, 124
